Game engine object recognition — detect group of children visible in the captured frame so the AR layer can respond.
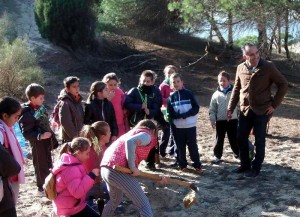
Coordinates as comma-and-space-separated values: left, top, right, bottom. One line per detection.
0, 66, 240, 217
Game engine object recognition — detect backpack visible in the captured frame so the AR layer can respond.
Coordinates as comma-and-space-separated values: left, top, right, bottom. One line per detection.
43, 163, 81, 200
43, 171, 57, 200
51, 100, 62, 127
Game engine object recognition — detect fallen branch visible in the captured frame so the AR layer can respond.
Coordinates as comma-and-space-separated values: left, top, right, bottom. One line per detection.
180, 51, 208, 69
103, 48, 162, 63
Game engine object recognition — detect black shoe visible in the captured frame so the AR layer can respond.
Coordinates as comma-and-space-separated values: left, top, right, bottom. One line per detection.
244, 169, 259, 178
145, 164, 156, 171
170, 161, 179, 168
232, 167, 251, 173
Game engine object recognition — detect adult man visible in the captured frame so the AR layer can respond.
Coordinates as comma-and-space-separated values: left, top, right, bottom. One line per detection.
227, 42, 288, 178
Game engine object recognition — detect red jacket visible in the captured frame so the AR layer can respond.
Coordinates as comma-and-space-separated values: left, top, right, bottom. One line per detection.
159, 80, 173, 107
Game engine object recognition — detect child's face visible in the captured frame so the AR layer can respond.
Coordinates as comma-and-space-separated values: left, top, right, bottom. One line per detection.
30, 94, 45, 107
171, 77, 183, 90
66, 81, 80, 96
106, 79, 118, 91
101, 126, 111, 144
164, 68, 176, 78
140, 75, 153, 86
218, 76, 230, 89
97, 87, 108, 99
2, 108, 22, 127
76, 146, 90, 162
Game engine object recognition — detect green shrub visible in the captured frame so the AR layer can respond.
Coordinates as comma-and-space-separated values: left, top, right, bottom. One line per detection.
0, 38, 43, 98
0, 11, 18, 44
234, 36, 258, 48
34, 0, 97, 50
99, 0, 181, 35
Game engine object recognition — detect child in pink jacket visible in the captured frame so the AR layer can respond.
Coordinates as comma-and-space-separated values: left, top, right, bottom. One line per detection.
52, 137, 100, 217
102, 72, 128, 137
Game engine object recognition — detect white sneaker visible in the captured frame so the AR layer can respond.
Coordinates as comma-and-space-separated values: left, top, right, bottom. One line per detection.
211, 156, 222, 164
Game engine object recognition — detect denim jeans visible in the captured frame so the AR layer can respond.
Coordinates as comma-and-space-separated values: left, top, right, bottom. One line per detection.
238, 110, 269, 172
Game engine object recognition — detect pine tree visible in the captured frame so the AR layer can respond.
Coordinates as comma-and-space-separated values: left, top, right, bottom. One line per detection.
34, 0, 97, 50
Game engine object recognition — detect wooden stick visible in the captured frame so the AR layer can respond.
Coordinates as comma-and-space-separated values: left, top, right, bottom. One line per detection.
113, 165, 198, 192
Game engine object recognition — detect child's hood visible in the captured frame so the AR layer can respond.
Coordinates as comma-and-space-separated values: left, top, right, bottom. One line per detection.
52, 152, 81, 175
58, 89, 82, 102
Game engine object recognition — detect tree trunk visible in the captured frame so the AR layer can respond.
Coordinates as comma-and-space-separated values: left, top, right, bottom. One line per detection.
277, 15, 282, 53
257, 0, 269, 59
227, 11, 233, 50
205, 11, 227, 47
283, 8, 290, 59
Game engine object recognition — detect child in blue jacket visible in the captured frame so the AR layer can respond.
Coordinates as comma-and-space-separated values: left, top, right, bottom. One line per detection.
167, 73, 203, 173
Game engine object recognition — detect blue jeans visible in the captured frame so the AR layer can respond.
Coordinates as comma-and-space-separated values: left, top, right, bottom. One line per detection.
238, 110, 269, 172
173, 127, 201, 169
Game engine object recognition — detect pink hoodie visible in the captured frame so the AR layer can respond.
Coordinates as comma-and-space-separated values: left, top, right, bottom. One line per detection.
110, 87, 126, 137
52, 153, 95, 216
159, 80, 173, 107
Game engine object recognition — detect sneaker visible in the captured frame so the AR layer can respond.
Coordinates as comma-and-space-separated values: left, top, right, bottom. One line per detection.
211, 156, 222, 164
244, 169, 259, 178
145, 164, 156, 171
170, 161, 179, 168
232, 166, 251, 173
155, 163, 161, 169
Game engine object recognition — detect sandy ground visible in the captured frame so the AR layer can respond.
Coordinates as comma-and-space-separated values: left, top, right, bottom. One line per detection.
5, 0, 300, 216
16, 102, 300, 217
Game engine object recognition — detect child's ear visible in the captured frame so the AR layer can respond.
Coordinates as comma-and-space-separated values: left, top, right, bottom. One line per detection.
2, 113, 8, 120
30, 96, 35, 101
242, 54, 247, 60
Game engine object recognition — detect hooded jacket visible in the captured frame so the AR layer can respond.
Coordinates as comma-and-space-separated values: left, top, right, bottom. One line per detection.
52, 153, 95, 216
58, 89, 84, 142
19, 103, 58, 150
209, 84, 239, 123
84, 98, 118, 137
124, 86, 162, 126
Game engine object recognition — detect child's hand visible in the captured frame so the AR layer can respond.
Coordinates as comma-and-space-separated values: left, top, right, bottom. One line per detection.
159, 175, 169, 185
107, 90, 115, 101
211, 123, 216, 129
134, 139, 142, 146
141, 103, 147, 109
227, 110, 232, 120
130, 167, 141, 176
41, 132, 52, 139
111, 136, 117, 142
144, 107, 150, 115
91, 168, 100, 177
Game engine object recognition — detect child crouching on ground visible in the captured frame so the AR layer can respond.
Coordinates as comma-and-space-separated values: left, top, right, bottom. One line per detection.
167, 73, 203, 173
52, 137, 100, 217
100, 120, 169, 217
